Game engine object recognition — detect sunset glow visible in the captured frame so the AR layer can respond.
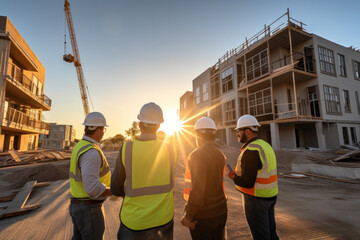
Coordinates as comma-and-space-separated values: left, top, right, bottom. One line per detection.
160, 110, 184, 135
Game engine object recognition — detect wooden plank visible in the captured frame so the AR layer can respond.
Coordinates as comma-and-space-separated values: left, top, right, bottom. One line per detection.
8, 149, 21, 162
0, 204, 40, 219
332, 149, 360, 162
3, 181, 37, 213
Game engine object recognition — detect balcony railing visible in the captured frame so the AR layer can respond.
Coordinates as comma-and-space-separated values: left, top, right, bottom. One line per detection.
211, 9, 308, 71
3, 106, 50, 133
7, 62, 52, 108
270, 52, 316, 74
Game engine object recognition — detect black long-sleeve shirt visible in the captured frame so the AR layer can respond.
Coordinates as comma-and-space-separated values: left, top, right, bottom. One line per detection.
233, 137, 262, 188
185, 142, 227, 220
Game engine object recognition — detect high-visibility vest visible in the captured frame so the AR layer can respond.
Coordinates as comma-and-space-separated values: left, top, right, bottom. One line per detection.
235, 139, 278, 198
183, 150, 227, 201
120, 140, 177, 230
69, 139, 111, 198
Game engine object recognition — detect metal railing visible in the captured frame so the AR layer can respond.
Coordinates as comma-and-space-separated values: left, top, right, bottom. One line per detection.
3, 106, 50, 132
7, 62, 52, 108
211, 9, 307, 71
270, 52, 316, 74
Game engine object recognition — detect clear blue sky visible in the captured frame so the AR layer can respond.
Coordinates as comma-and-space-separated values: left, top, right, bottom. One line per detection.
1, 0, 359, 139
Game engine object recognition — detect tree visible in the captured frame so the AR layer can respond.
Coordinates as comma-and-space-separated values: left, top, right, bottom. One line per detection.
110, 134, 125, 144
125, 121, 140, 140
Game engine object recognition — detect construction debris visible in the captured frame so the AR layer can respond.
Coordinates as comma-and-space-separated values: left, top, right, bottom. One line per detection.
331, 148, 360, 162
0, 149, 71, 168
0, 181, 43, 219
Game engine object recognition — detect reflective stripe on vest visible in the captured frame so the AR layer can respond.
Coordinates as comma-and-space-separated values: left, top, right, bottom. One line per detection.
123, 141, 175, 197
183, 154, 227, 201
69, 140, 111, 198
235, 139, 278, 198
120, 140, 177, 230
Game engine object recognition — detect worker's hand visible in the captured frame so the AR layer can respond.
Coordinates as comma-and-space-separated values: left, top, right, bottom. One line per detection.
181, 216, 197, 230
228, 171, 235, 179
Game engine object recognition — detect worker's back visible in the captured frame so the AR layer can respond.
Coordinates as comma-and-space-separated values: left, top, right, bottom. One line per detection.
187, 143, 227, 219
120, 139, 177, 230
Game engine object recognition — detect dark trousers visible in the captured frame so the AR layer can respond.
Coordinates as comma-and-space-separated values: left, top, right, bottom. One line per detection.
69, 202, 105, 240
190, 213, 227, 240
118, 219, 174, 240
243, 194, 279, 240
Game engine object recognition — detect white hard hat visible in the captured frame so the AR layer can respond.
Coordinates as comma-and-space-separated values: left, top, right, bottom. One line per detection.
137, 102, 164, 124
235, 114, 260, 131
82, 112, 108, 127
195, 117, 217, 131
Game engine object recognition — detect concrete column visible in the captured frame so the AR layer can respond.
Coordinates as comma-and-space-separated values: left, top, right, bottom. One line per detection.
315, 122, 326, 151
270, 122, 280, 150
226, 128, 231, 146
0, 39, 11, 137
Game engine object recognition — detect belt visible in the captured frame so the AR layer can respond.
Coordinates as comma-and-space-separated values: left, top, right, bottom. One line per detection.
71, 198, 104, 205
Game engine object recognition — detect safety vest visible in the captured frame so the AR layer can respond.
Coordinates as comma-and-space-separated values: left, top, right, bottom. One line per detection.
235, 139, 278, 198
69, 139, 111, 198
183, 149, 227, 201
121, 140, 177, 230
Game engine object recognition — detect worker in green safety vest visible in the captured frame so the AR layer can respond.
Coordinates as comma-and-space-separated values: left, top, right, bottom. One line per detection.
111, 102, 177, 240
69, 112, 112, 240
228, 114, 279, 240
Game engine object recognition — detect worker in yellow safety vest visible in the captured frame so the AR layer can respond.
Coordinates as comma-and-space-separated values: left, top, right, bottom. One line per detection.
181, 117, 227, 240
228, 114, 279, 240
111, 102, 177, 240
69, 112, 112, 240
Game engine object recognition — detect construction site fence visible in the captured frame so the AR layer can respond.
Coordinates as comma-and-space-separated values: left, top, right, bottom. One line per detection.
3, 106, 50, 132
7, 62, 52, 108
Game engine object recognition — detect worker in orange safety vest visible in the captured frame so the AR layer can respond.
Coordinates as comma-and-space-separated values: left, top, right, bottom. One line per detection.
228, 114, 279, 240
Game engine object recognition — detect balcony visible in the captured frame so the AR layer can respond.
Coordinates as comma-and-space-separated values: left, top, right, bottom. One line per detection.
6, 62, 51, 110
2, 106, 49, 134
270, 52, 316, 75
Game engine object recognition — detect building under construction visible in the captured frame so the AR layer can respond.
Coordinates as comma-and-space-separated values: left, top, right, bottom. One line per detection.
180, 10, 360, 150
0, 16, 51, 152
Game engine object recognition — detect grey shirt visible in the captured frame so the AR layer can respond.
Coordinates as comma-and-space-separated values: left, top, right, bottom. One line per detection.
111, 133, 157, 197
78, 135, 107, 199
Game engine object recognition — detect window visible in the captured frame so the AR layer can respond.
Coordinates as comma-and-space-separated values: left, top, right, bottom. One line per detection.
350, 127, 358, 144
223, 100, 236, 126
323, 85, 341, 114
221, 67, 233, 93
343, 90, 351, 112
210, 75, 220, 100
249, 88, 272, 117
195, 87, 200, 104
318, 46, 336, 75
353, 60, 360, 79
356, 91, 360, 114
202, 83, 209, 101
338, 54, 346, 77
342, 127, 349, 145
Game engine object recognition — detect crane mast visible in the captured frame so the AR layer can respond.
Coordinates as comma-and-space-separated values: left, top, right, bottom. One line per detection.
63, 0, 90, 116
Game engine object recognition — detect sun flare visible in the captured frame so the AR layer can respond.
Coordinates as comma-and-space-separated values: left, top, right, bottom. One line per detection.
160, 110, 183, 135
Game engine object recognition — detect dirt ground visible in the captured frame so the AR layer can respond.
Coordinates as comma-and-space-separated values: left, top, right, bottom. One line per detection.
0, 146, 359, 239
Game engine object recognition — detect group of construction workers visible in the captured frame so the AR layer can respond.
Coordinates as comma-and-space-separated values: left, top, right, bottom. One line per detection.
69, 102, 279, 240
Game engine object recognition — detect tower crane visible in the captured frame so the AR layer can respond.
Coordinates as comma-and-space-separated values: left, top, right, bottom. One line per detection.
63, 0, 91, 116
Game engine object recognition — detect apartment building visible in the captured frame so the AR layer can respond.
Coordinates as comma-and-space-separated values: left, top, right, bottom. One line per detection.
39, 123, 76, 150
0, 16, 51, 152
181, 10, 360, 150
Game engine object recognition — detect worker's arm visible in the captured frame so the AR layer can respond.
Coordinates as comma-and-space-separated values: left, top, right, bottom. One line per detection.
79, 149, 109, 199
232, 150, 262, 188
184, 152, 207, 220
110, 145, 126, 197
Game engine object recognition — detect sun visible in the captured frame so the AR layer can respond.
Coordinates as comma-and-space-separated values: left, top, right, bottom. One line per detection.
160, 110, 183, 135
